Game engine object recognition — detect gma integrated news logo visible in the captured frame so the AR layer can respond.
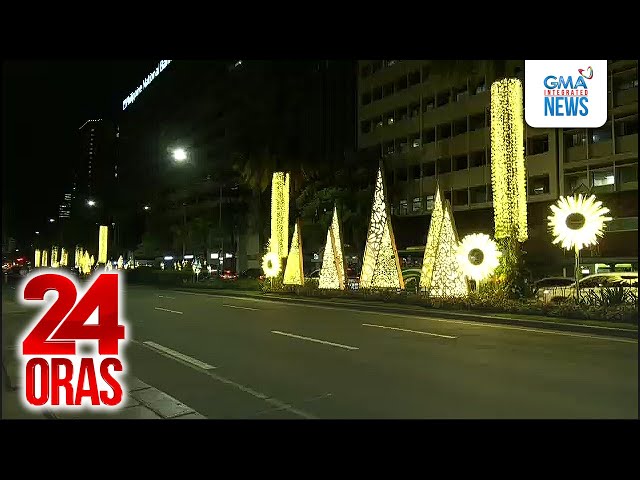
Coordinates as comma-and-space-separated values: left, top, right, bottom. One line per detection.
525, 60, 608, 128
16, 270, 129, 412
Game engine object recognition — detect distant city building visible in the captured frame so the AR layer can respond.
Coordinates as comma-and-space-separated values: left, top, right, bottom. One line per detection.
357, 60, 638, 276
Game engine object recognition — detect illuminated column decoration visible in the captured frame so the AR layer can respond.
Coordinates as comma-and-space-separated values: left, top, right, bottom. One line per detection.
419, 187, 468, 297
51, 246, 59, 268
80, 251, 91, 275
359, 166, 404, 290
270, 172, 290, 258
75, 246, 82, 268
283, 220, 304, 286
117, 255, 124, 269
319, 206, 346, 290
41, 249, 48, 267
35, 249, 41, 268
98, 225, 109, 264
490, 78, 528, 242
60, 248, 68, 267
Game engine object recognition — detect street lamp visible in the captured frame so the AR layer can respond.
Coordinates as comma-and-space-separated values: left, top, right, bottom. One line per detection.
49, 218, 55, 223
87, 199, 96, 207
35, 231, 40, 235
143, 205, 150, 211
172, 148, 187, 162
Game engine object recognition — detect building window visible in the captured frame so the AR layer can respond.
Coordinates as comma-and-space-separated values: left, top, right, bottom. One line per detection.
487, 185, 493, 202
527, 135, 549, 155
409, 102, 420, 118
454, 85, 469, 102
452, 118, 467, 136
444, 190, 452, 204
384, 141, 395, 156
425, 194, 435, 211
615, 114, 638, 136
373, 87, 383, 101
470, 185, 487, 204
390, 204, 396, 215
384, 60, 398, 68
361, 120, 371, 134
591, 123, 612, 144
422, 161, 435, 177
469, 113, 485, 131
361, 91, 372, 106
469, 150, 486, 168
565, 130, 587, 148
564, 170, 589, 194
437, 157, 451, 174
396, 106, 408, 122
385, 110, 396, 125
472, 79, 487, 94
395, 167, 407, 182
436, 90, 450, 107
437, 123, 452, 140
383, 82, 394, 97
409, 133, 421, 148
529, 175, 550, 195
453, 189, 468, 206
616, 163, 638, 190
423, 128, 436, 144
412, 197, 422, 212
410, 164, 421, 180
453, 154, 468, 171
396, 75, 408, 91
423, 96, 435, 112
591, 168, 615, 192
360, 64, 372, 78
397, 137, 409, 153
386, 170, 394, 186
408, 70, 420, 86
373, 116, 383, 130
400, 200, 408, 215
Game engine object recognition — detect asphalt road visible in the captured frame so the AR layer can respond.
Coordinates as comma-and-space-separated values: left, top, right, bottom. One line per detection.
4, 285, 638, 419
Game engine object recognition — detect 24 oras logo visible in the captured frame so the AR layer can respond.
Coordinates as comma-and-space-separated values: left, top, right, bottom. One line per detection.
579, 66, 593, 79
17, 270, 129, 412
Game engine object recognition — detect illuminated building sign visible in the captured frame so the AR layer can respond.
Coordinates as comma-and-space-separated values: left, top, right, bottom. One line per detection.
122, 60, 172, 111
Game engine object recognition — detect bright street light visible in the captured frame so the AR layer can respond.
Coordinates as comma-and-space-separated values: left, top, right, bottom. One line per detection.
172, 148, 187, 162
144, 205, 150, 211
49, 218, 55, 223
87, 199, 96, 207
35, 231, 40, 235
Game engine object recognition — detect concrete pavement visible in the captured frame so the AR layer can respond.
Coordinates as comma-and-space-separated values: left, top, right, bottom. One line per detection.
3, 284, 638, 419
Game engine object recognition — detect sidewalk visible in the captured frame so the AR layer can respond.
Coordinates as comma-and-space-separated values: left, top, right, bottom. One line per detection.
171, 287, 639, 339
2, 349, 206, 420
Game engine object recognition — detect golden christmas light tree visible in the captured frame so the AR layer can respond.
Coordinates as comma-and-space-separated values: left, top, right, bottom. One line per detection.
270, 171, 290, 259
419, 186, 468, 297
41, 249, 49, 267
51, 246, 59, 268
75, 246, 82, 268
283, 220, 304, 286
98, 225, 109, 264
360, 165, 404, 290
34, 249, 41, 268
319, 206, 346, 290
60, 248, 69, 267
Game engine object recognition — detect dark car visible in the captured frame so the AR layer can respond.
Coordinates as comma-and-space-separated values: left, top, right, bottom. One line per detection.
220, 270, 239, 280
240, 268, 264, 280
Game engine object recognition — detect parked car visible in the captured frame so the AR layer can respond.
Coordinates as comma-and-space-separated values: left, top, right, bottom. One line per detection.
533, 277, 576, 303
541, 272, 638, 303
240, 268, 264, 280
220, 270, 238, 280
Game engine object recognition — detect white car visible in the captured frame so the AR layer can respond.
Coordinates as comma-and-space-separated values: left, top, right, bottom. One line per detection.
541, 272, 638, 304
534, 277, 576, 303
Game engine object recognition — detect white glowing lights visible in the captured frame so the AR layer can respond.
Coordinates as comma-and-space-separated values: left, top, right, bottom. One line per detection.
117, 255, 124, 270
359, 166, 404, 290
262, 251, 281, 278
51, 246, 59, 268
123, 60, 172, 110
172, 148, 187, 162
319, 206, 346, 290
419, 187, 468, 297
548, 194, 612, 251
98, 225, 108, 264
60, 248, 68, 267
490, 78, 528, 242
456, 233, 501, 282
283, 220, 304, 286
270, 172, 290, 259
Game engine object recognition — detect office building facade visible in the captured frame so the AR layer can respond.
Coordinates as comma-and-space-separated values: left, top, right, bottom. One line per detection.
357, 60, 638, 276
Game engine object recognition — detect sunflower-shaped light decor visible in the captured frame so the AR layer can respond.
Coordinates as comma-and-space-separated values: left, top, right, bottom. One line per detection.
548, 194, 612, 251
262, 251, 281, 278
456, 233, 502, 283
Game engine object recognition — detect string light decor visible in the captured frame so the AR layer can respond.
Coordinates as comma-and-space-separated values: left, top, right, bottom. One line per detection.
98, 225, 109, 264
75, 246, 82, 268
262, 251, 281, 278
283, 220, 304, 286
491, 78, 528, 242
419, 186, 468, 297
270, 171, 290, 258
456, 233, 501, 283
51, 246, 59, 268
319, 206, 346, 290
41, 250, 48, 267
34, 249, 41, 268
60, 248, 68, 267
360, 165, 404, 290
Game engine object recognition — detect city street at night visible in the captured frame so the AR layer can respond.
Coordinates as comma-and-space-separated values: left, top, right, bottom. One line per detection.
4, 286, 636, 419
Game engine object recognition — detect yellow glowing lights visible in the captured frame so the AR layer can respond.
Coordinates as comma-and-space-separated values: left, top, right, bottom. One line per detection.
456, 233, 501, 282
41, 250, 48, 267
75, 246, 82, 268
359, 166, 404, 290
60, 248, 68, 267
117, 255, 124, 269
490, 78, 528, 242
419, 187, 468, 297
319, 206, 346, 290
262, 251, 281, 278
270, 172, 290, 258
35, 249, 41, 268
51, 246, 59, 268
283, 220, 304, 286
98, 225, 109, 264
548, 194, 612, 251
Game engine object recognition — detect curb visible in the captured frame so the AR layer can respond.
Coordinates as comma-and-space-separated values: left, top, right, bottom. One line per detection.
173, 288, 638, 340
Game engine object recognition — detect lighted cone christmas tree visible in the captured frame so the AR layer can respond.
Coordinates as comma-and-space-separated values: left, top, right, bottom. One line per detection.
283, 220, 304, 286
419, 186, 468, 297
319, 206, 346, 290
359, 165, 404, 290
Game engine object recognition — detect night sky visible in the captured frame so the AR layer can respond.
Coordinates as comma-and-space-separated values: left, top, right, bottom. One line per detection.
3, 61, 155, 246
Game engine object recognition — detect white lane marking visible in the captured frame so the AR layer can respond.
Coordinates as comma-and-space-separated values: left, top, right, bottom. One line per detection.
154, 307, 183, 315
158, 295, 176, 299
134, 340, 315, 419
362, 323, 457, 339
142, 341, 216, 370
171, 290, 638, 344
222, 304, 258, 311
271, 330, 359, 351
